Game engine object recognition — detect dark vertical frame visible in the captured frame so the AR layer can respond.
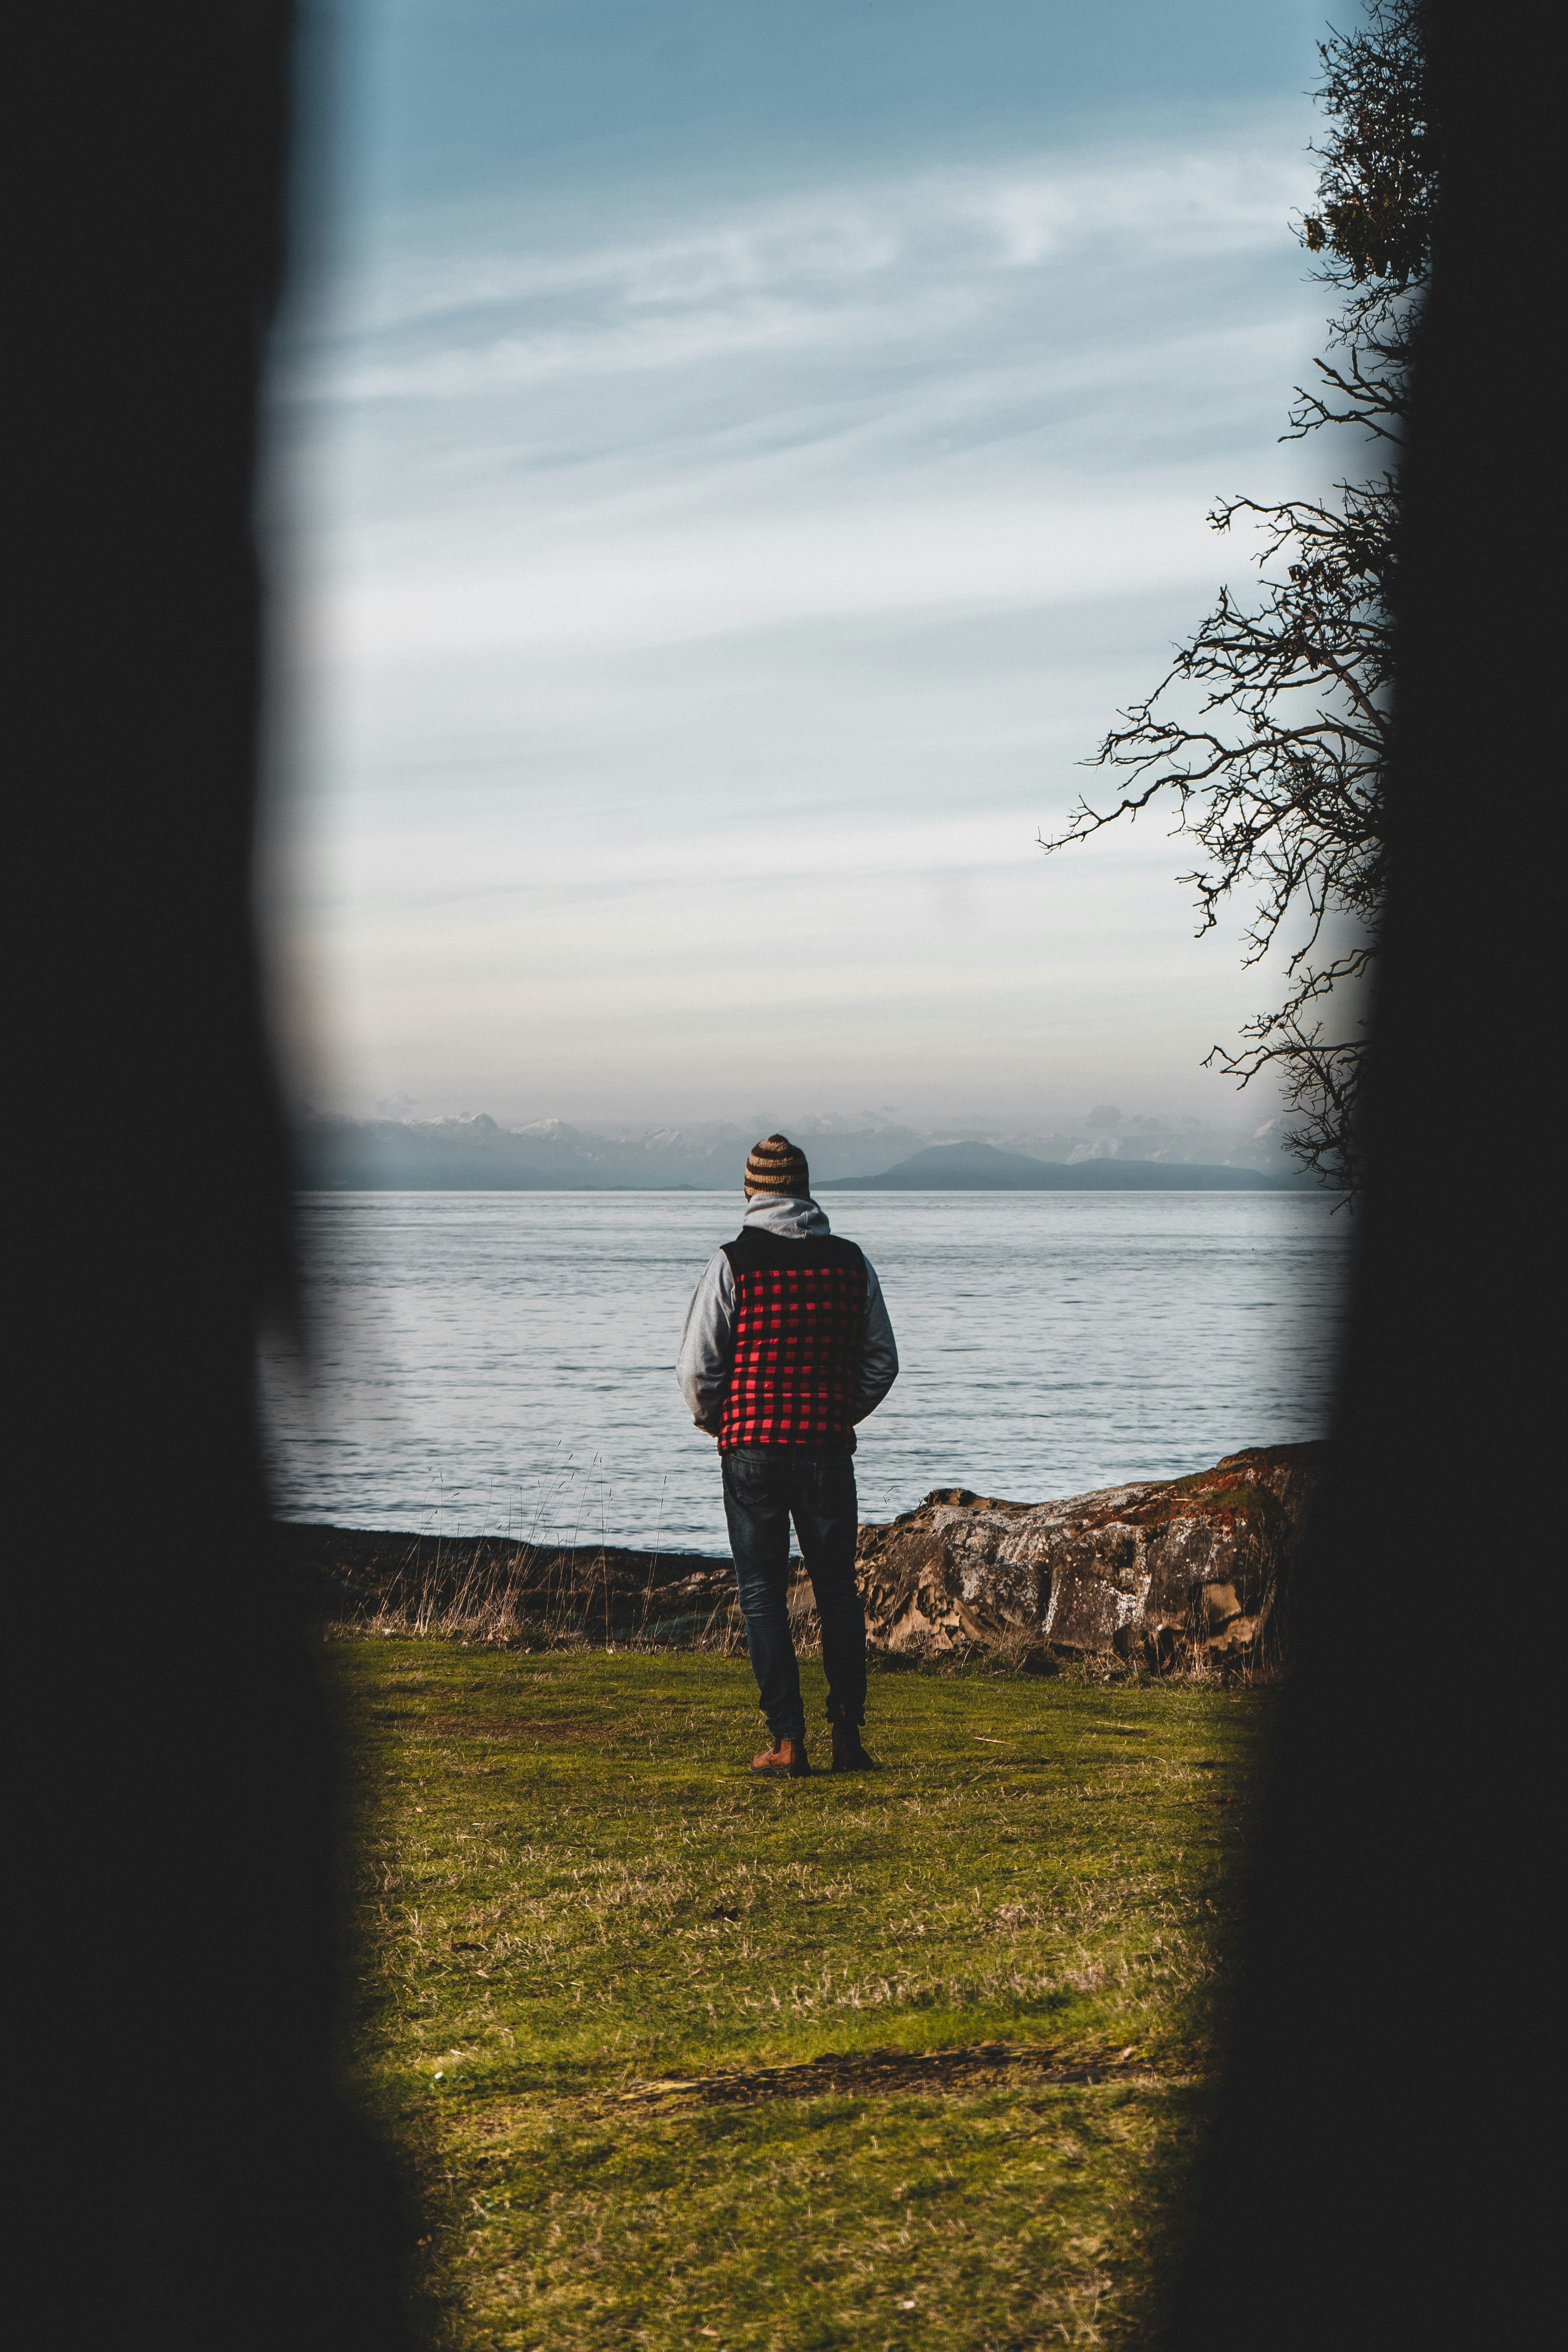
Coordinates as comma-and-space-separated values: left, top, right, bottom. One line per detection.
1165, 5, 1554, 2342
13, 8, 416, 2341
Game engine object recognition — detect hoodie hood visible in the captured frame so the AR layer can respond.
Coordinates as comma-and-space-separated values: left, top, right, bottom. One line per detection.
742, 1192, 831, 1239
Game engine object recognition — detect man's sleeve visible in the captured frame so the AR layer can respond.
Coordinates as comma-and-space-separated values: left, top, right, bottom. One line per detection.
676, 1251, 736, 1435
852, 1257, 899, 1421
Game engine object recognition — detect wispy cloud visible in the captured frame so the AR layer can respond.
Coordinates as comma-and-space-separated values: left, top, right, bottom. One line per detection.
288, 141, 1314, 404
270, 108, 1337, 1124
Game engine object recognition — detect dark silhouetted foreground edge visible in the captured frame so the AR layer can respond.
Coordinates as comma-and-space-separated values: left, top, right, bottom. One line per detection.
13, 9, 421, 2347
1161, 8, 1554, 2347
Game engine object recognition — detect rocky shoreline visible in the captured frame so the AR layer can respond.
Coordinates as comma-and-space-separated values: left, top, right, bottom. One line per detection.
282, 1440, 1323, 1671
854, 1441, 1323, 1671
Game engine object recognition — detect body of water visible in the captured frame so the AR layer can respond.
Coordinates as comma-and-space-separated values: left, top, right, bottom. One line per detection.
261, 1190, 1352, 1554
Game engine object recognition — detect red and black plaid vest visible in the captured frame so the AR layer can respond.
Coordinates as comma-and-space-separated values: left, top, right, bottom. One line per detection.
718, 1226, 868, 1452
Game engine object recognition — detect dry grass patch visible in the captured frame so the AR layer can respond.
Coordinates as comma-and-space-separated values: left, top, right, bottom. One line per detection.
328, 1641, 1268, 2346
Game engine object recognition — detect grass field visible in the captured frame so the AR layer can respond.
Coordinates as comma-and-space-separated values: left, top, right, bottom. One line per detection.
328, 1639, 1271, 2350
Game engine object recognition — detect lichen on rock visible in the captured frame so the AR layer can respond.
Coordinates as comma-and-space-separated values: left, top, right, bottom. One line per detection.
852, 1443, 1326, 1671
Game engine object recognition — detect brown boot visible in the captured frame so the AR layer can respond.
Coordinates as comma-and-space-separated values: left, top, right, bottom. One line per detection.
751, 1735, 810, 1778
830, 1722, 879, 1773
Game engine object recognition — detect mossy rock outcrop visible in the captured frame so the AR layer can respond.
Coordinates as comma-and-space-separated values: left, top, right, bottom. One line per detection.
851, 1442, 1326, 1671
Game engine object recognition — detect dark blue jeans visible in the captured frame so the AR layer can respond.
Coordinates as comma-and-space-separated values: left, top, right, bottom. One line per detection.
721, 1445, 867, 1743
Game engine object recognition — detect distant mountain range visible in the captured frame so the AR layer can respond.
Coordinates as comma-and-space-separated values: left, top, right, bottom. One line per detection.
295, 1116, 556, 1192
293, 1113, 924, 1192
820, 1141, 1322, 1191
293, 1113, 1327, 1191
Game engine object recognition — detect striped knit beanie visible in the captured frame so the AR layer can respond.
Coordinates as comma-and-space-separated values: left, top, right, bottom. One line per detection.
745, 1133, 810, 1198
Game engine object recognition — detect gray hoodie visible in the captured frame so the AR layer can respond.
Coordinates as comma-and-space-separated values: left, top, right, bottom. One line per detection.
675, 1194, 899, 1439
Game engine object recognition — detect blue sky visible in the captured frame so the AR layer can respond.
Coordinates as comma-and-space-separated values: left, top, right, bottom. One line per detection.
267, 0, 1346, 1130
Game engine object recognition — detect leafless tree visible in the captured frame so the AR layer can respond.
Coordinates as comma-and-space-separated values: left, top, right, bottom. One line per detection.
1043, 4, 1435, 1190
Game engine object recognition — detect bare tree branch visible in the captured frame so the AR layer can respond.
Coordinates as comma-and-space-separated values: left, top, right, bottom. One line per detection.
1041, 2, 1431, 1192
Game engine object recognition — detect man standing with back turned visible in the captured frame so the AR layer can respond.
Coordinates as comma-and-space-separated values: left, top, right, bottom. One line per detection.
677, 1134, 899, 1777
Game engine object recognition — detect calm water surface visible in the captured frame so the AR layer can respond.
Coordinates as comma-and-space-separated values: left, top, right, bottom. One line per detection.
261, 1190, 1352, 1554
